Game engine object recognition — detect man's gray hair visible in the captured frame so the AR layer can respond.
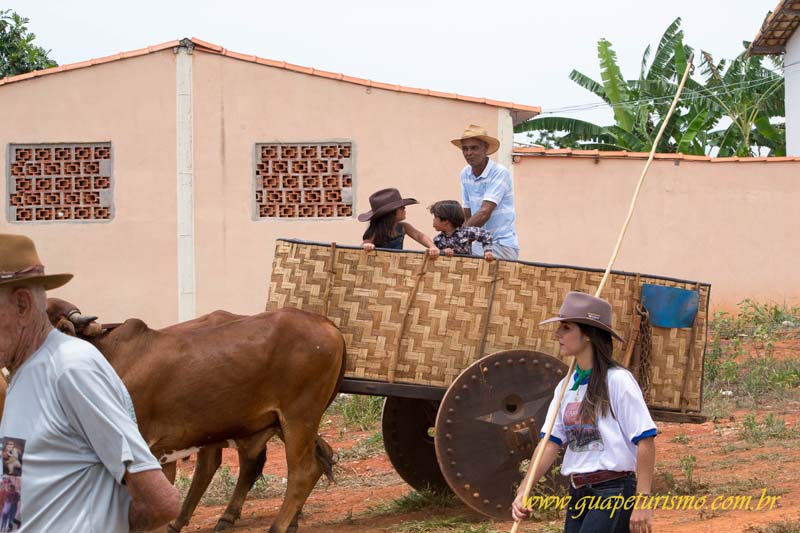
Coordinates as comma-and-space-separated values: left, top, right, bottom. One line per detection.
0, 282, 48, 311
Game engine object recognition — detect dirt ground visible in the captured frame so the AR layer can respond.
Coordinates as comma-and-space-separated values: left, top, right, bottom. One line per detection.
176, 339, 800, 533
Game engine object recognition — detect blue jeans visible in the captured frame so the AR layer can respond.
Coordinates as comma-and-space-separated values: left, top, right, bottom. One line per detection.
564, 474, 636, 533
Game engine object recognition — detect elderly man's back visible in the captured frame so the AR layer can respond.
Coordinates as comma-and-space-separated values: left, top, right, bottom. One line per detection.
0, 329, 159, 531
0, 233, 179, 532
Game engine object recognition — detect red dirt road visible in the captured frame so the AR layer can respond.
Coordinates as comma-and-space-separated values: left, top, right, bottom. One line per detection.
178, 340, 800, 532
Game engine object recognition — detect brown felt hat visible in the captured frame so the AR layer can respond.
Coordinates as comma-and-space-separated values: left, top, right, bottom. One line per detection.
450, 124, 500, 155
358, 188, 418, 222
0, 234, 72, 290
539, 291, 624, 342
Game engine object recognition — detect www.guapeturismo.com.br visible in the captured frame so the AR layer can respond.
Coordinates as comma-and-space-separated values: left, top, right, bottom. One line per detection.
524, 489, 780, 518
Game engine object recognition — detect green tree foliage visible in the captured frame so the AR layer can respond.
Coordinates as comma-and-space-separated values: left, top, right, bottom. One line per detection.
0, 9, 57, 78
516, 17, 785, 156
699, 50, 785, 156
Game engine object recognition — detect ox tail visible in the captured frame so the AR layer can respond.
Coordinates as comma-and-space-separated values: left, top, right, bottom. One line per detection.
314, 435, 337, 483
315, 330, 345, 483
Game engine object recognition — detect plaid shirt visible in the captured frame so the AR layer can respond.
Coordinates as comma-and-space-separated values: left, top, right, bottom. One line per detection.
433, 226, 493, 255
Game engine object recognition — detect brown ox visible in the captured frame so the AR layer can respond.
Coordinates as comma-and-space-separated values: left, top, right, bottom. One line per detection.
46, 298, 346, 533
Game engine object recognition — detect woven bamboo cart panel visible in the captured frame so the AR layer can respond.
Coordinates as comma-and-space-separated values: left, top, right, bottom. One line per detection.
266, 239, 710, 412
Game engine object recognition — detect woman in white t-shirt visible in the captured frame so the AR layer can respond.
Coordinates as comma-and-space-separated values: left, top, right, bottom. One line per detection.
512, 291, 657, 533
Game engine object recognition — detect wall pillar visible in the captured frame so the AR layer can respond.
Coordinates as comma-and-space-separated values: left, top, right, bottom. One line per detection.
785, 32, 800, 156
497, 108, 514, 172
175, 39, 196, 321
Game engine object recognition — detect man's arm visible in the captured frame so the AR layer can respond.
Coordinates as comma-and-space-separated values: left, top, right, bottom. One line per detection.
126, 469, 181, 531
401, 222, 440, 258
468, 226, 493, 251
465, 200, 497, 228
56, 368, 179, 529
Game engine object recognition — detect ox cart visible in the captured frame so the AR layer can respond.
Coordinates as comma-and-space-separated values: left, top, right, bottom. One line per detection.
266, 238, 711, 519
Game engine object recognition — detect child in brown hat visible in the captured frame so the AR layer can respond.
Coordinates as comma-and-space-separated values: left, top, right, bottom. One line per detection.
429, 200, 494, 261
359, 188, 439, 257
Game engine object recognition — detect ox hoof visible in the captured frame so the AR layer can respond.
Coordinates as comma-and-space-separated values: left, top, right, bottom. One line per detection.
214, 518, 235, 532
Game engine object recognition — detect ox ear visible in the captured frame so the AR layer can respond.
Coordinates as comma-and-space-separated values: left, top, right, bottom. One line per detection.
55, 317, 76, 336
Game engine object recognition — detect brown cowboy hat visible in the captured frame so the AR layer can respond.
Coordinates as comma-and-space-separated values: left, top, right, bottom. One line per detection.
0, 234, 72, 290
539, 291, 624, 342
450, 124, 501, 155
358, 188, 419, 222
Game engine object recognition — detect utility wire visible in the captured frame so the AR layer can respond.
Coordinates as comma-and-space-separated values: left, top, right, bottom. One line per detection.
537, 77, 780, 116
539, 77, 776, 115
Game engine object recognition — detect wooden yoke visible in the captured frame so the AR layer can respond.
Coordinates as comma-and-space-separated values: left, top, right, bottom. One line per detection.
511, 54, 695, 532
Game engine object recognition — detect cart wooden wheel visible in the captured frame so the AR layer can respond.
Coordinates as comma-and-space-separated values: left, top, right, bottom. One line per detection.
381, 396, 451, 493
434, 350, 568, 519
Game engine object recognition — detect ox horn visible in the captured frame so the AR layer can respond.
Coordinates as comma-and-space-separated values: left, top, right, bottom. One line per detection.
67, 311, 104, 337
67, 311, 98, 329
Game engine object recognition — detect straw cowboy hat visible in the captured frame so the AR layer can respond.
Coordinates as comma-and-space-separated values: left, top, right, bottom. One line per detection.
0, 234, 72, 290
450, 124, 501, 155
358, 188, 419, 222
540, 291, 624, 342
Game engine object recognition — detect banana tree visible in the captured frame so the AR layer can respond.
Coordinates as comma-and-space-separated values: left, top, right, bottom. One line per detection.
517, 18, 785, 156
699, 50, 785, 156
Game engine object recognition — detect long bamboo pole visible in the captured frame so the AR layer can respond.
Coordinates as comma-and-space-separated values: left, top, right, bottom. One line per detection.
510, 54, 694, 533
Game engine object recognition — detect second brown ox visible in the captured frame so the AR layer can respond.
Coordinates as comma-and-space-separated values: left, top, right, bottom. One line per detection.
46, 298, 346, 533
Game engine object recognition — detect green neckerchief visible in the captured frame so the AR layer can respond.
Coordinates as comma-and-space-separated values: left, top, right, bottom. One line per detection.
570, 366, 592, 391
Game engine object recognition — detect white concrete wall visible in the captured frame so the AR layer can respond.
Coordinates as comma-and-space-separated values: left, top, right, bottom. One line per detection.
786, 31, 800, 156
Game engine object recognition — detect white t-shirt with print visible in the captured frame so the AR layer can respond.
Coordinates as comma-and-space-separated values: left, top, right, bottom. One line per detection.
0, 329, 161, 532
539, 366, 657, 476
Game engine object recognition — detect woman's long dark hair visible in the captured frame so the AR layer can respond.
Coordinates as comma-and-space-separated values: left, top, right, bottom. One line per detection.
362, 210, 398, 247
577, 323, 617, 422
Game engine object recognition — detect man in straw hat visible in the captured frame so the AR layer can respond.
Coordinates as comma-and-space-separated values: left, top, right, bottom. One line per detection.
0, 234, 179, 531
452, 124, 519, 260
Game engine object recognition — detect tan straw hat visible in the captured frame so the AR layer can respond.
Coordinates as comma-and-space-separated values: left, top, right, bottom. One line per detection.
358, 188, 419, 222
450, 124, 500, 155
0, 234, 72, 290
539, 291, 624, 342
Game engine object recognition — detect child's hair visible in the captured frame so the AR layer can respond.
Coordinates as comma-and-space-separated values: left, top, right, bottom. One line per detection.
429, 200, 465, 228
362, 210, 398, 247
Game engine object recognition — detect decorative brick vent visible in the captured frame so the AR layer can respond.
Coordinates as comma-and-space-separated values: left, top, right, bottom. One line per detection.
255, 142, 353, 219
7, 143, 113, 223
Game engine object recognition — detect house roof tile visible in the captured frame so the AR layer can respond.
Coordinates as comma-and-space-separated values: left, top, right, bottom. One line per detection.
0, 37, 539, 122
513, 146, 800, 162
0, 40, 181, 87
749, 0, 800, 54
